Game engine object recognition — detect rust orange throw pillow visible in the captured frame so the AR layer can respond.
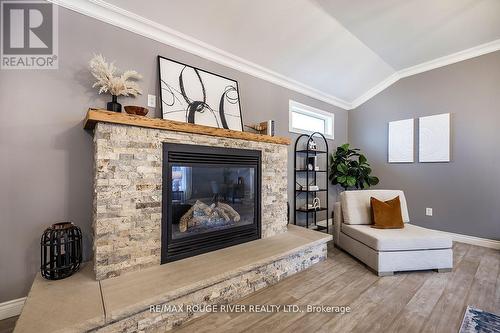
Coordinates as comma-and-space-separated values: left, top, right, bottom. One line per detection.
370, 196, 404, 229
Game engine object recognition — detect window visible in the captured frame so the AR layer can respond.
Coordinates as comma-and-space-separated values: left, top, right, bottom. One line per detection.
288, 100, 334, 139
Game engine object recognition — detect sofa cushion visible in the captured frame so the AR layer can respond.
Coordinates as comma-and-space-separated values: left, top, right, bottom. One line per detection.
341, 190, 409, 225
370, 196, 404, 229
341, 223, 452, 251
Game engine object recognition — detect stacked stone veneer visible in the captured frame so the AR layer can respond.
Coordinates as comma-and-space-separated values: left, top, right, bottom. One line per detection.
93, 123, 288, 280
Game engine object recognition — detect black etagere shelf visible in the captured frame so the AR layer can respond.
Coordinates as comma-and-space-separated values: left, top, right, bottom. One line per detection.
293, 133, 329, 233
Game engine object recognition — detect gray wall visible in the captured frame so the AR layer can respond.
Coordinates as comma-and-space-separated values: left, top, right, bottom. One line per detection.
349, 51, 500, 240
0, 7, 347, 302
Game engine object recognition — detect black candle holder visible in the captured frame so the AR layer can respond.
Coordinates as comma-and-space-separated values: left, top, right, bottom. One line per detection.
40, 222, 82, 280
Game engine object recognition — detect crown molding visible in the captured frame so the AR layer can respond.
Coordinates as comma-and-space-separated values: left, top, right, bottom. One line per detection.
352, 39, 500, 109
397, 39, 500, 79
47, 1, 500, 111
351, 72, 399, 109
48, 0, 353, 110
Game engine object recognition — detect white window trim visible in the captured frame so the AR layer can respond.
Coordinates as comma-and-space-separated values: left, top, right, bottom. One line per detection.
288, 100, 334, 139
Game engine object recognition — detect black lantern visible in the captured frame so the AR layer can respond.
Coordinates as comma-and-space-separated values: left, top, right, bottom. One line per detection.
40, 222, 82, 280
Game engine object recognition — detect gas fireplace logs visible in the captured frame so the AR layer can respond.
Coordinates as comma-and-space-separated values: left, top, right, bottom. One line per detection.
179, 200, 241, 232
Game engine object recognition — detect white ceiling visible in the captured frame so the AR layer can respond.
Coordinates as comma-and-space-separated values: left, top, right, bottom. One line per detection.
65, 0, 500, 109
318, 0, 500, 70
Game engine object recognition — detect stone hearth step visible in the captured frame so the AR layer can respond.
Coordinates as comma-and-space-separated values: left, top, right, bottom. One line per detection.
14, 225, 331, 333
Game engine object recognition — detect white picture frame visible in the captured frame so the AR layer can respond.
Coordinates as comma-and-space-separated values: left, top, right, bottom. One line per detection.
418, 113, 450, 162
388, 118, 414, 163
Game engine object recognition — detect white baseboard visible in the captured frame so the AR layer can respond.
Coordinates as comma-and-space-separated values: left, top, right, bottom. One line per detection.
432, 229, 500, 250
0, 297, 26, 320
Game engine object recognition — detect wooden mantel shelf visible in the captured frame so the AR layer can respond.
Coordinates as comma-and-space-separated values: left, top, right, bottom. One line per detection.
84, 109, 290, 145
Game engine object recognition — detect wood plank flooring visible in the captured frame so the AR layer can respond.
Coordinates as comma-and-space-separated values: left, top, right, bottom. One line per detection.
0, 242, 498, 333
173, 242, 499, 333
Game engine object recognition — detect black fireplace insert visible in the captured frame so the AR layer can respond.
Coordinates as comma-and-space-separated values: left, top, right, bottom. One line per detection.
161, 143, 261, 263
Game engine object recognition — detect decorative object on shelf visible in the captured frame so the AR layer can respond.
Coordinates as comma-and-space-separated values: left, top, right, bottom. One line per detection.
329, 143, 379, 190
419, 113, 450, 162
313, 197, 320, 209
388, 118, 414, 163
89, 54, 143, 113
264, 120, 275, 136
40, 222, 82, 280
301, 197, 321, 211
298, 185, 319, 191
308, 138, 317, 151
158, 56, 243, 131
245, 120, 275, 136
107, 95, 121, 112
294, 133, 329, 232
124, 105, 149, 116
307, 156, 317, 171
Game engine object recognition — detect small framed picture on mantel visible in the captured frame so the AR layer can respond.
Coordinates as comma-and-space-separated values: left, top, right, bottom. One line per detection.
158, 56, 244, 131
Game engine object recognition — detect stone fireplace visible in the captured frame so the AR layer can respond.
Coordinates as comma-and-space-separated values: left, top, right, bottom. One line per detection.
15, 110, 331, 333
92, 118, 288, 280
162, 143, 261, 262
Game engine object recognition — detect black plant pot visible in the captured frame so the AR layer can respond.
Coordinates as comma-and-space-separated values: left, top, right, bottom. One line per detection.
107, 95, 122, 112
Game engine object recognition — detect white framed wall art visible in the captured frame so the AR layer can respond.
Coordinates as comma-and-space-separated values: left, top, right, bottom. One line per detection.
388, 118, 414, 163
418, 113, 451, 162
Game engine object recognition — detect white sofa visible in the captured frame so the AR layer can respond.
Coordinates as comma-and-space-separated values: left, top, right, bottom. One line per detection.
334, 190, 453, 276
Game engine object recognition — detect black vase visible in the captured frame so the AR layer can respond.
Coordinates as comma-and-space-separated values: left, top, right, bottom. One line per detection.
107, 95, 121, 112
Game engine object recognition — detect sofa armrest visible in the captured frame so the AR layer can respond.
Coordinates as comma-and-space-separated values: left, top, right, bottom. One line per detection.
334, 201, 342, 245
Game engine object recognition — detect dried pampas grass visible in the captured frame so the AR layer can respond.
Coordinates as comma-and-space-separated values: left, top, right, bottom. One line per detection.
89, 54, 142, 97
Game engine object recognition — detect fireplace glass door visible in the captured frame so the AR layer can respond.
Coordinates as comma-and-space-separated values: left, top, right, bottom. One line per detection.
162, 144, 261, 263
171, 166, 255, 238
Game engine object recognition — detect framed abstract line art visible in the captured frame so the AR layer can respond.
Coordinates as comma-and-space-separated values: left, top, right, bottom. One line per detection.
158, 56, 243, 131
388, 118, 414, 163
419, 113, 450, 162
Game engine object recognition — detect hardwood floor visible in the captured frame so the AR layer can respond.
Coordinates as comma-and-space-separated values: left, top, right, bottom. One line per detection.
173, 242, 499, 333
0, 242, 497, 333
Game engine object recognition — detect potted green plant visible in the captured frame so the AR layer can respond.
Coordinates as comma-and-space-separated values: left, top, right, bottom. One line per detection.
329, 143, 379, 190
